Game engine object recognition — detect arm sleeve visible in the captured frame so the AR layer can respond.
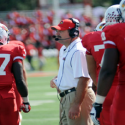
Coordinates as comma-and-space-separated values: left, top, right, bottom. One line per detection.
12, 45, 26, 63
102, 26, 118, 49
71, 50, 90, 78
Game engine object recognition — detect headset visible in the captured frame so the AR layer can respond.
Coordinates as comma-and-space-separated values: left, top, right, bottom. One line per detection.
55, 19, 80, 124
54, 18, 80, 41
68, 18, 80, 38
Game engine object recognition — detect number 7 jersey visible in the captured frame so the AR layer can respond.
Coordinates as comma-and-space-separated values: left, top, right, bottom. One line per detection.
0, 43, 26, 86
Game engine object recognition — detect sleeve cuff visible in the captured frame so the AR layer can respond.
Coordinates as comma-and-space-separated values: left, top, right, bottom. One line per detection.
22, 97, 29, 102
95, 94, 106, 104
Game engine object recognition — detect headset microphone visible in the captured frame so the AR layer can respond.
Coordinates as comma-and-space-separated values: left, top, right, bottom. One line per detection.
55, 37, 70, 41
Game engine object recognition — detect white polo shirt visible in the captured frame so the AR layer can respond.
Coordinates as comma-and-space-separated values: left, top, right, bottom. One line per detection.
55, 37, 92, 91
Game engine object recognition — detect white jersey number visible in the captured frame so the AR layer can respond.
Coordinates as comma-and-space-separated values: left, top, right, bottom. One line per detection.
0, 54, 10, 75
94, 44, 105, 67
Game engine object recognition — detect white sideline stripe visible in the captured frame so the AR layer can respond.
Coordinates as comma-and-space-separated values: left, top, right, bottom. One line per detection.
30, 100, 55, 106
22, 118, 59, 122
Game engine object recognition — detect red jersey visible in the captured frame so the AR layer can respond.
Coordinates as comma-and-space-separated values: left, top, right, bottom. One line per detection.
103, 23, 125, 82
82, 31, 104, 82
82, 31, 118, 85
0, 44, 26, 86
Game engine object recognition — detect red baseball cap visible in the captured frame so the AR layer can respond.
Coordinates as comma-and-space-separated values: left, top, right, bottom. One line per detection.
51, 19, 75, 31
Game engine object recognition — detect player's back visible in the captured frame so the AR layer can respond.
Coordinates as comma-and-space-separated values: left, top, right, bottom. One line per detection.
0, 43, 25, 86
103, 23, 125, 82
82, 31, 104, 81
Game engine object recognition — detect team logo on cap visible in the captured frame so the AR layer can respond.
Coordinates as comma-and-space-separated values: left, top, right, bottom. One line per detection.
60, 21, 63, 24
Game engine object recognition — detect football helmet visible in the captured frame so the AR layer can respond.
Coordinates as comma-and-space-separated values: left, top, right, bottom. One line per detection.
94, 21, 106, 31
119, 0, 125, 22
0, 27, 8, 45
104, 4, 123, 26
0, 23, 10, 39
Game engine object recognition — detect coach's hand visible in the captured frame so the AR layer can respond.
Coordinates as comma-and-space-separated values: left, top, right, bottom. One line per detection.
69, 102, 81, 120
20, 102, 31, 113
50, 79, 57, 88
50, 76, 57, 88
90, 102, 102, 125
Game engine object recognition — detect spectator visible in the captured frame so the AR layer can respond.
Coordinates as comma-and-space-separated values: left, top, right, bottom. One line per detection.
25, 39, 37, 70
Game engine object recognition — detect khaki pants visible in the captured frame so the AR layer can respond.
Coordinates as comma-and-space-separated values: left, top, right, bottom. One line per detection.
60, 88, 95, 125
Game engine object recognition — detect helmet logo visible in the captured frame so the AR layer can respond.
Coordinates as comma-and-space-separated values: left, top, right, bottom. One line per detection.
99, 26, 102, 29
1, 26, 8, 32
122, 1, 125, 7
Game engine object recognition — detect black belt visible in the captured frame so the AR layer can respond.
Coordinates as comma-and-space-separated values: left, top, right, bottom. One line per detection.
59, 87, 76, 98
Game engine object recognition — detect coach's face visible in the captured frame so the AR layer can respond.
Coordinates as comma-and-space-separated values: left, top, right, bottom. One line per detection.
56, 29, 71, 47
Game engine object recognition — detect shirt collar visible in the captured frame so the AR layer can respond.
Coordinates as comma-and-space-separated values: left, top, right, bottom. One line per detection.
64, 37, 81, 52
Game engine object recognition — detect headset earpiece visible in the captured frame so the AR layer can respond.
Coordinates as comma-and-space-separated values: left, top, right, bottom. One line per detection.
68, 18, 80, 38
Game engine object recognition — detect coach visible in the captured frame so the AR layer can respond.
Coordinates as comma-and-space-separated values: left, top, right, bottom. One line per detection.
50, 18, 95, 125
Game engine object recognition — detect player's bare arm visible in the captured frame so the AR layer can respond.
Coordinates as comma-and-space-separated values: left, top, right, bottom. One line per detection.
69, 77, 90, 119
12, 62, 28, 97
12, 61, 31, 113
22, 61, 28, 86
86, 55, 97, 86
97, 48, 119, 96
90, 47, 119, 125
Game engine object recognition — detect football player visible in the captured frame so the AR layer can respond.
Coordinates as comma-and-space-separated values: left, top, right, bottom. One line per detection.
90, 0, 125, 125
0, 27, 31, 125
82, 4, 121, 125
0, 23, 28, 125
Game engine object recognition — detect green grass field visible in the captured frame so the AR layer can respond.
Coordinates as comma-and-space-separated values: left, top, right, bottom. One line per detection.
30, 56, 59, 71
22, 75, 60, 125
21, 57, 60, 125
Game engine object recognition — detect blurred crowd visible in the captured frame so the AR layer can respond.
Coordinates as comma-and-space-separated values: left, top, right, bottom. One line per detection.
0, 9, 104, 70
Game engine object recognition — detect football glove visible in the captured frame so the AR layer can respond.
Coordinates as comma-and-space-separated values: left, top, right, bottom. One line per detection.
90, 103, 102, 125
20, 102, 31, 113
